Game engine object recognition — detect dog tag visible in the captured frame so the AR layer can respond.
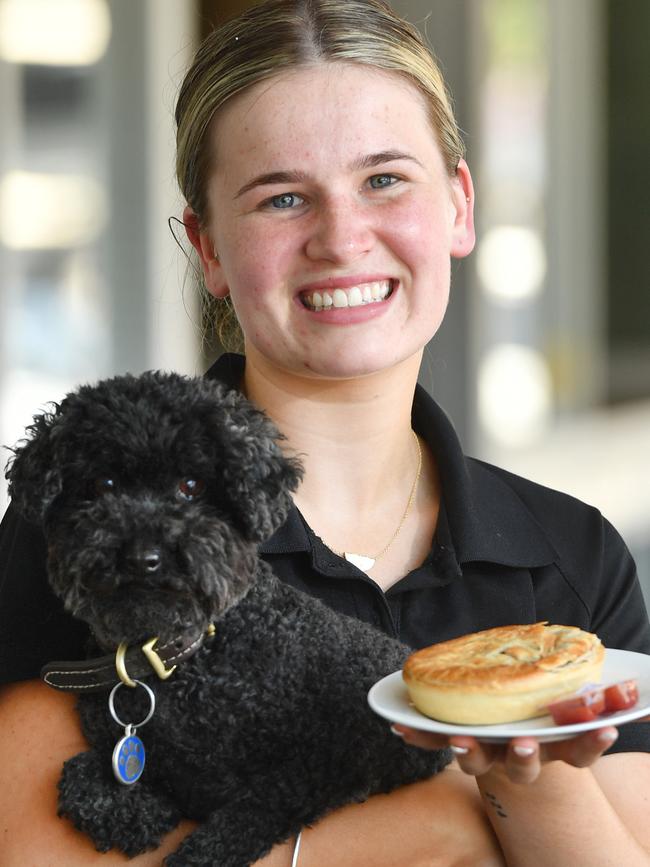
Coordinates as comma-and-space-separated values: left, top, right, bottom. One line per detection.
112, 724, 146, 785
108, 679, 155, 786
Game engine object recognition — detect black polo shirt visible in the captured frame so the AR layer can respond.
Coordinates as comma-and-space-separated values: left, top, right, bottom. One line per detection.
2, 352, 649, 753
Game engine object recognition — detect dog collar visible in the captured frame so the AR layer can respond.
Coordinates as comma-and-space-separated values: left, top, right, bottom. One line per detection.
40, 624, 216, 693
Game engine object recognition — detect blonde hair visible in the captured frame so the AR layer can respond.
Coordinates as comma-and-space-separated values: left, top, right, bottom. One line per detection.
175, 0, 465, 352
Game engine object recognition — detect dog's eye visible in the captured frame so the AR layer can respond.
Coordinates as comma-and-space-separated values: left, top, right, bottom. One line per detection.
94, 478, 117, 495
177, 478, 205, 502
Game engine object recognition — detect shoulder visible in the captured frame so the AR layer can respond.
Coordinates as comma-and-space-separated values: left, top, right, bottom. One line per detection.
466, 457, 650, 651
467, 455, 620, 554
468, 456, 605, 523
415, 388, 624, 575
465, 454, 635, 584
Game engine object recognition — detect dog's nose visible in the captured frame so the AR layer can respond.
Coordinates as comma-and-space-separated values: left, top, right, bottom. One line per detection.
126, 547, 162, 575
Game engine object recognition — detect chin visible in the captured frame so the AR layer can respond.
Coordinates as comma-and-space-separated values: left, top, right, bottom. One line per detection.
299, 344, 425, 381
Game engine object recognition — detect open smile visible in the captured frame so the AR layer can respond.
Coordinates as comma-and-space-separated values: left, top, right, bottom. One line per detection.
300, 279, 394, 312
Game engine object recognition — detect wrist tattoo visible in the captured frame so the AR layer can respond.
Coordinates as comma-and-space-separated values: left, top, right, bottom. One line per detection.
484, 790, 508, 818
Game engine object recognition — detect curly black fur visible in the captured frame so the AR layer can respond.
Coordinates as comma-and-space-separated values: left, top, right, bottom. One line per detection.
6, 372, 450, 866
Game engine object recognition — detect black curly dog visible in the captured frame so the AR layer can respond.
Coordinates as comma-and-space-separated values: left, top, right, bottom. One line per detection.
6, 372, 450, 866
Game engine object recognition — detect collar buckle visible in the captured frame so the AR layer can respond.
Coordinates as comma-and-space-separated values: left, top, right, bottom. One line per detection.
141, 636, 177, 681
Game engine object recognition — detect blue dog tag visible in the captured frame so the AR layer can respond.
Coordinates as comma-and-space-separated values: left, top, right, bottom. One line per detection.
112, 728, 146, 785
108, 679, 155, 786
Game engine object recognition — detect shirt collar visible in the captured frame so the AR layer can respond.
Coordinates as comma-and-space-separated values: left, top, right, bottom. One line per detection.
206, 353, 557, 570
411, 384, 557, 568
205, 352, 246, 391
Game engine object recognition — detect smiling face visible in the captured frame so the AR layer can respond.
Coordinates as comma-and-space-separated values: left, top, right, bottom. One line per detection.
188, 63, 474, 380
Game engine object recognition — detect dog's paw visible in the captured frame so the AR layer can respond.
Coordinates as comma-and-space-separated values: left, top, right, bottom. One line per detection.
161, 802, 285, 867
58, 749, 182, 855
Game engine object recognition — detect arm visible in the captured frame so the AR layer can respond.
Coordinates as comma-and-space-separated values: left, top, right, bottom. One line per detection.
392, 506, 650, 866
476, 750, 650, 867
0, 681, 195, 866
254, 766, 504, 867
396, 726, 650, 867
0, 681, 504, 867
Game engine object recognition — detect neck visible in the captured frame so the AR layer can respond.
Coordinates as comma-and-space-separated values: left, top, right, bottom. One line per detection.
244, 346, 424, 546
241, 346, 440, 589
244, 348, 422, 493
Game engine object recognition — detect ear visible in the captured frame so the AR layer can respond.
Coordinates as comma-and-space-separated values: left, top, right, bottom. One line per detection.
5, 407, 64, 525
449, 158, 476, 259
211, 391, 303, 543
183, 206, 230, 299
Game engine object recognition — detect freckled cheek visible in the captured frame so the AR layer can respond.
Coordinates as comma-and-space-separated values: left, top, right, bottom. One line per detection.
223, 233, 299, 350
228, 232, 295, 296
380, 203, 452, 262
223, 248, 267, 331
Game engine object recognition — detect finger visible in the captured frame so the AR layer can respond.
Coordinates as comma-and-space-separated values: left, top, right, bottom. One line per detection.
503, 738, 541, 784
390, 724, 449, 751
542, 727, 619, 768
448, 737, 499, 776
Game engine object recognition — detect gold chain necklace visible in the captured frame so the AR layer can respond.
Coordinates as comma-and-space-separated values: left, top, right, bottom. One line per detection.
335, 430, 422, 574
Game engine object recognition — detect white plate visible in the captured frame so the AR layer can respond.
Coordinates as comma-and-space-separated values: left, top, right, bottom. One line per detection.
368, 648, 650, 742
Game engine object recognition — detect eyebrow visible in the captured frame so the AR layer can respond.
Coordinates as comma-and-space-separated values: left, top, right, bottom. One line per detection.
233, 150, 424, 199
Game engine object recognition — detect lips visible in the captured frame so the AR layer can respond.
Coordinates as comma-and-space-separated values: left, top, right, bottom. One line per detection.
300, 279, 393, 311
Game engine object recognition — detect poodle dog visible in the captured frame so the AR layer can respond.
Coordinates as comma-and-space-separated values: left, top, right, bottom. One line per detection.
6, 371, 450, 866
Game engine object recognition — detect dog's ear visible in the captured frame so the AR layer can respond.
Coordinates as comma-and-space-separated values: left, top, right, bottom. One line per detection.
213, 394, 303, 543
4, 406, 64, 525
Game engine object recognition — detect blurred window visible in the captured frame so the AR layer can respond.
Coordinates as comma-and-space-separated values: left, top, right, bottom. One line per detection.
0, 0, 111, 513
0, 0, 198, 512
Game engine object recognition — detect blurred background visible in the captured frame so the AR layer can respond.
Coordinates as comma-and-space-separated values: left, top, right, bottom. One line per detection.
1, 0, 648, 597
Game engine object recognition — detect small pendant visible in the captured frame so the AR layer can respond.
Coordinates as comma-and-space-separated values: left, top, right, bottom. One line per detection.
108, 679, 155, 787
112, 725, 146, 785
344, 552, 376, 572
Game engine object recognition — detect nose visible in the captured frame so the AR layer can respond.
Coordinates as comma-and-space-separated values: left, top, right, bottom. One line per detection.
126, 545, 162, 575
304, 201, 374, 264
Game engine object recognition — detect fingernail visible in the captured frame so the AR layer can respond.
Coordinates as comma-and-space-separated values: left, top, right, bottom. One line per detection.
598, 728, 619, 745
450, 745, 470, 755
390, 725, 405, 738
513, 745, 536, 757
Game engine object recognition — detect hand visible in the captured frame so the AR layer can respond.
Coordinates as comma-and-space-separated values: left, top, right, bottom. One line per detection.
391, 723, 620, 784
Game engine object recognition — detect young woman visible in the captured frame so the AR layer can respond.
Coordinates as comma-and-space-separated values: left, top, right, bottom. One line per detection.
1, 2, 650, 865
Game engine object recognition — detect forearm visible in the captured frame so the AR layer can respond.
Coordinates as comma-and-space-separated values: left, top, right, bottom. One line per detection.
0, 682, 198, 867
477, 762, 650, 867
2, 684, 503, 867
255, 769, 505, 867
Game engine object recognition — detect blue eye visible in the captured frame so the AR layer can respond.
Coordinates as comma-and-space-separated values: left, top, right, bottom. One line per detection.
369, 174, 398, 189
269, 193, 303, 209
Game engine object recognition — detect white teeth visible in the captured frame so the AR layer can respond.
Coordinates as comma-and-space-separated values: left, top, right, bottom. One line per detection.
348, 287, 363, 307
333, 288, 348, 308
302, 280, 392, 311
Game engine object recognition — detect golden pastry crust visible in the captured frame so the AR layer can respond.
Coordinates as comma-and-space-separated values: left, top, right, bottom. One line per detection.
403, 622, 605, 724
